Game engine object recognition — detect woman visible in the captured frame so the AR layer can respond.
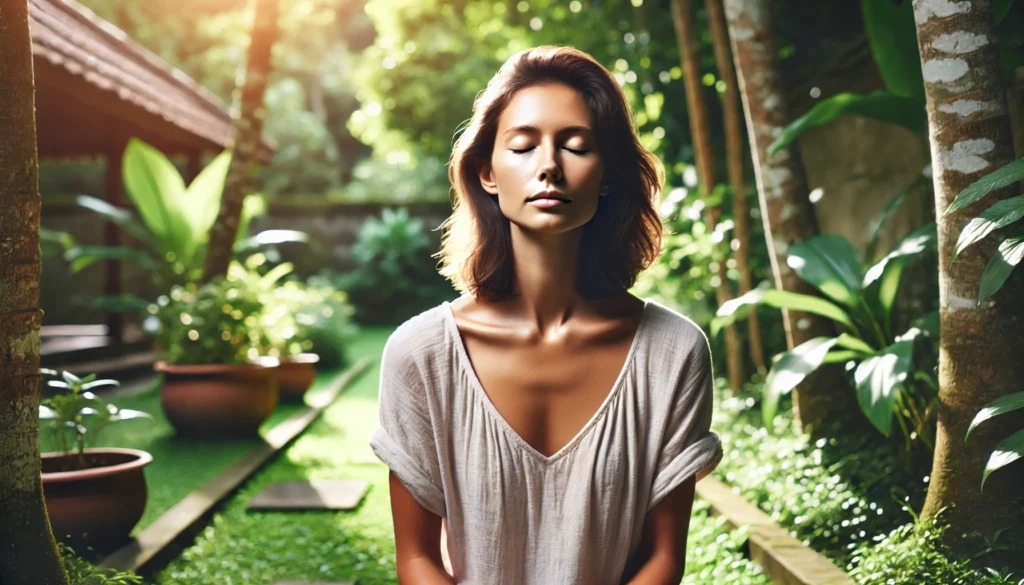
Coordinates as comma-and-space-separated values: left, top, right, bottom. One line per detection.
368, 45, 722, 584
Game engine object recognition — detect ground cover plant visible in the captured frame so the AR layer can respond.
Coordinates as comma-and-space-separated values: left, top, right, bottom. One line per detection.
710, 378, 1024, 584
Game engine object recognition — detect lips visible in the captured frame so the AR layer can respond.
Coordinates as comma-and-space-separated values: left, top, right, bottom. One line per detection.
527, 190, 570, 202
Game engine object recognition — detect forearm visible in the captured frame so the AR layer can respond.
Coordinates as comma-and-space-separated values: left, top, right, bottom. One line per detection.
397, 556, 455, 585
624, 551, 684, 585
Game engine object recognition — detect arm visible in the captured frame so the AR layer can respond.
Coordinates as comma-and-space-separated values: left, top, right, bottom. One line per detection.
389, 471, 455, 585
625, 473, 697, 585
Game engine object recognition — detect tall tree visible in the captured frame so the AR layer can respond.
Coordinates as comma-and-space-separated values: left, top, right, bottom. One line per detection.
913, 0, 1024, 545
706, 0, 766, 375
0, 1, 71, 583
671, 0, 745, 392
723, 0, 861, 434
203, 0, 280, 280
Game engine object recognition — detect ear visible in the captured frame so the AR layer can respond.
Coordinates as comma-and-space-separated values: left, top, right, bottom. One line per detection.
478, 162, 499, 195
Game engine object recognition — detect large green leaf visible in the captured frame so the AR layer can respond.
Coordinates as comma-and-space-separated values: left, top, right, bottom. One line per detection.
978, 226, 1024, 301
996, 0, 1019, 26
788, 234, 864, 308
863, 224, 937, 330
853, 339, 914, 436
712, 288, 855, 338
768, 92, 927, 158
982, 429, 1024, 489
861, 0, 925, 101
967, 391, 1024, 438
74, 194, 159, 251
951, 196, 1024, 263
762, 336, 844, 432
943, 158, 1024, 218
64, 246, 157, 274
182, 150, 232, 238
122, 138, 191, 258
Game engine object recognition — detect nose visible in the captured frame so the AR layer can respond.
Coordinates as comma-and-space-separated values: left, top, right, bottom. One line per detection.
537, 147, 563, 183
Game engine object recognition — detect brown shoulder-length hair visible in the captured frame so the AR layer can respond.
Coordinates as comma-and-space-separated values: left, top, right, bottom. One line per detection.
435, 45, 665, 303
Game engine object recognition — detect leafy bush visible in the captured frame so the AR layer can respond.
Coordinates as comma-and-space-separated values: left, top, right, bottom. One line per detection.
329, 206, 454, 324
148, 277, 265, 365
38, 370, 151, 471
712, 228, 940, 449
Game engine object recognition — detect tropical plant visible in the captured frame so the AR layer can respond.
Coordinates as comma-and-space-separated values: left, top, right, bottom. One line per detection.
330, 206, 454, 325
148, 277, 265, 366
943, 157, 1024, 304
63, 138, 307, 312
711, 227, 940, 448
967, 391, 1024, 490
38, 370, 151, 472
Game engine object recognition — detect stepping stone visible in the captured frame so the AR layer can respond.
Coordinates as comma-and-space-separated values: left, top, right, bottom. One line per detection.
247, 479, 369, 511
272, 582, 353, 585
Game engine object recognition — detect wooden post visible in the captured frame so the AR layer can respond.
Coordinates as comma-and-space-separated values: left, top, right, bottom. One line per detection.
104, 128, 128, 344
187, 150, 202, 183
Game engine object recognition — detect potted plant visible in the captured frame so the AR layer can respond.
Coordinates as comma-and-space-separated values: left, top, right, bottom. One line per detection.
150, 276, 279, 438
38, 369, 153, 554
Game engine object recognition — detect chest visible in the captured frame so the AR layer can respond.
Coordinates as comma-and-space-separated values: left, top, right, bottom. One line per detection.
460, 331, 637, 458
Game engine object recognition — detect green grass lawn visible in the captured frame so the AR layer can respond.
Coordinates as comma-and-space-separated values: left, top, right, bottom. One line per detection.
40, 366, 345, 535
148, 325, 766, 585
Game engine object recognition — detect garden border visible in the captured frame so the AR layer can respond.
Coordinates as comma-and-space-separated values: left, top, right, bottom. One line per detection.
97, 356, 374, 577
696, 476, 854, 585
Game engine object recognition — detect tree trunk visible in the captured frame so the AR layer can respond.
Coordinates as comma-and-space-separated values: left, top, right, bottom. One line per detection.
723, 0, 862, 435
203, 0, 280, 280
0, 2, 71, 583
706, 0, 766, 375
671, 0, 745, 393
913, 0, 1024, 550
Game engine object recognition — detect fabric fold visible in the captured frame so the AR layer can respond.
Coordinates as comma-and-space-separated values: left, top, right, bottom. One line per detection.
369, 426, 447, 517
648, 432, 723, 510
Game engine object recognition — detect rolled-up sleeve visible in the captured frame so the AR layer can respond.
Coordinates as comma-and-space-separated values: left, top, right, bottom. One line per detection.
648, 328, 723, 511
369, 335, 446, 517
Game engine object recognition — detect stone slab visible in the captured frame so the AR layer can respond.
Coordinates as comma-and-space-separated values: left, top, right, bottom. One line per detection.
247, 479, 370, 511
272, 581, 353, 585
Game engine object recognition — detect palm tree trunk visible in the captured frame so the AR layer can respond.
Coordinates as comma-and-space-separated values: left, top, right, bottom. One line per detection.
0, 2, 71, 583
723, 0, 862, 434
706, 0, 766, 375
203, 0, 280, 280
671, 0, 745, 393
913, 0, 1024, 549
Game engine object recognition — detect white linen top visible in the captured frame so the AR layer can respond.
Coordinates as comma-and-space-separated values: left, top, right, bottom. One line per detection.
368, 297, 723, 584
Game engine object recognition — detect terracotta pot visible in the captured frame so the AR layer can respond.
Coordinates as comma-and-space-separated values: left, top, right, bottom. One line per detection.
274, 353, 321, 402
41, 448, 152, 554
155, 360, 279, 438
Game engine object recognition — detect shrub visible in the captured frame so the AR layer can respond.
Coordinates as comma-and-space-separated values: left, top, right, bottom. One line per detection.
329, 206, 454, 324
147, 277, 265, 365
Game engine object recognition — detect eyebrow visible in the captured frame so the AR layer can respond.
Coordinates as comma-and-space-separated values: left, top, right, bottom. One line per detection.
502, 124, 593, 137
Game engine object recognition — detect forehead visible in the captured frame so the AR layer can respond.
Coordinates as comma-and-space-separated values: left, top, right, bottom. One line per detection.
497, 83, 593, 134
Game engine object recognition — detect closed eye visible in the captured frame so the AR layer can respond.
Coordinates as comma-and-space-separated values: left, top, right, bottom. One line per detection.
510, 147, 534, 154
564, 147, 589, 155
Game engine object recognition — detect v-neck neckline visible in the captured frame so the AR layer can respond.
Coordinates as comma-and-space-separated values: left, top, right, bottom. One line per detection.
442, 298, 652, 465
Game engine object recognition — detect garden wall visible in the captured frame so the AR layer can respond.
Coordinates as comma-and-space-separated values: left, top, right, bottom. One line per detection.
37, 200, 454, 325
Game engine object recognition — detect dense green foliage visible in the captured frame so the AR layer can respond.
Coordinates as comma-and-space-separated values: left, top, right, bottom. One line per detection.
150, 278, 266, 365
326, 207, 456, 324
712, 379, 1024, 583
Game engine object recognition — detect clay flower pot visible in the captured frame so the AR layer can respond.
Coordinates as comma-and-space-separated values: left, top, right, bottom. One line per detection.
155, 359, 279, 438
42, 447, 152, 554
274, 353, 321, 402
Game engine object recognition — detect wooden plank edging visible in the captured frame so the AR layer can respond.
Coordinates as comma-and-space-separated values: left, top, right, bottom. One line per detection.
695, 476, 854, 585
97, 357, 374, 575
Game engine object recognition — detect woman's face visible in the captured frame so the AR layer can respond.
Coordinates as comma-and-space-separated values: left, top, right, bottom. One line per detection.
479, 82, 607, 233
